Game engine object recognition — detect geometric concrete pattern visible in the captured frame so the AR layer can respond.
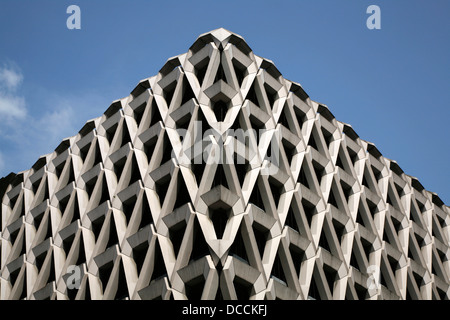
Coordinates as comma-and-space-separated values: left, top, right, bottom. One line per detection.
1, 28, 449, 300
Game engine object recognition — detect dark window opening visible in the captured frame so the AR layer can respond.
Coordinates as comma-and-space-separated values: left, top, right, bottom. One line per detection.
335, 153, 344, 169
99, 176, 110, 205
308, 134, 319, 151
233, 277, 253, 300
332, 218, 345, 245
9, 268, 20, 288
285, 207, 300, 234
321, 127, 333, 149
367, 200, 378, 218
195, 58, 209, 87
139, 196, 153, 230
129, 156, 141, 186
120, 122, 132, 148
355, 283, 368, 300
33, 212, 45, 232
350, 249, 359, 270
308, 275, 321, 300
113, 157, 126, 182
252, 225, 268, 259
312, 161, 324, 186
228, 226, 249, 264
98, 261, 113, 292
149, 100, 163, 128
302, 199, 316, 228
133, 103, 146, 128
361, 238, 373, 260
249, 181, 264, 212
143, 136, 157, 164
347, 147, 358, 167
282, 140, 295, 166
271, 252, 287, 286
319, 230, 331, 253
232, 59, 246, 87
122, 195, 137, 226
94, 142, 102, 166
31, 178, 42, 195
106, 217, 119, 249
388, 255, 399, 274
264, 83, 277, 109
293, 107, 307, 131
379, 268, 388, 288
213, 100, 228, 122
356, 207, 366, 227
43, 180, 50, 200
214, 63, 226, 83
323, 264, 337, 293
185, 275, 205, 300
44, 214, 53, 240
155, 175, 171, 207
279, 107, 290, 129
114, 262, 129, 300
234, 159, 249, 187
106, 123, 118, 146
35, 252, 46, 272
268, 178, 282, 208
69, 196, 80, 223
59, 195, 70, 215
371, 165, 382, 182
163, 81, 176, 107
192, 162, 205, 187
75, 235, 86, 266
327, 189, 339, 209
190, 219, 210, 262
161, 133, 173, 165
245, 83, 260, 107
92, 215, 105, 241
210, 208, 230, 239
289, 245, 305, 276
181, 76, 196, 106
85, 177, 97, 200
150, 240, 167, 283
62, 233, 75, 254
298, 165, 310, 189
212, 165, 228, 189
169, 220, 186, 257
174, 178, 191, 211
79, 143, 91, 164
341, 181, 352, 204
362, 173, 370, 189
47, 255, 56, 283
133, 241, 149, 275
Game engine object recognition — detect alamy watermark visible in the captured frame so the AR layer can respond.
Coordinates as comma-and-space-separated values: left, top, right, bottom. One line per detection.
66, 5, 81, 30
366, 265, 381, 291
166, 121, 282, 175
66, 265, 82, 290
366, 5, 381, 30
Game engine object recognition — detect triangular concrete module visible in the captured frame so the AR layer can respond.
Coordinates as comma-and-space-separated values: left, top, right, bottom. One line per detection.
1, 28, 449, 300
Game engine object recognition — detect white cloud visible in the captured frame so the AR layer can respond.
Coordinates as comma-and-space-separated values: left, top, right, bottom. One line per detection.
0, 65, 26, 120
0, 94, 26, 119
0, 67, 23, 91
38, 106, 76, 141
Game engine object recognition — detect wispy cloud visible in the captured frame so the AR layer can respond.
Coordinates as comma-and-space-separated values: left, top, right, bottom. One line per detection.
0, 66, 23, 91
0, 151, 4, 173
0, 60, 113, 177
0, 64, 27, 120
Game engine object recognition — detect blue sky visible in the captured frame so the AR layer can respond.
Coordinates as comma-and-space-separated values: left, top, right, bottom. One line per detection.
0, 0, 449, 203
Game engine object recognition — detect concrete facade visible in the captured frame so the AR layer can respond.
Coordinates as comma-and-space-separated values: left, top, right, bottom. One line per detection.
1, 28, 449, 300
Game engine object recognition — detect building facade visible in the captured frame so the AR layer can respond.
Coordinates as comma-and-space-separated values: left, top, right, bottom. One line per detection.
1, 28, 449, 300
